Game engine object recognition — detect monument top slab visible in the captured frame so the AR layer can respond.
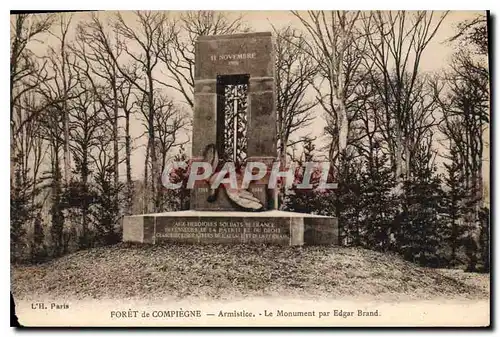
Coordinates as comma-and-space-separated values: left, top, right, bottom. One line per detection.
195, 31, 274, 80
197, 31, 272, 41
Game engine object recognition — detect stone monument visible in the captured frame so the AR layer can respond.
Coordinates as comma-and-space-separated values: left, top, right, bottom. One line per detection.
122, 32, 338, 246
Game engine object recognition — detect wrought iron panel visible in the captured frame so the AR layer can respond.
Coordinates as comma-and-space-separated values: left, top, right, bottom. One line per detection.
221, 83, 248, 167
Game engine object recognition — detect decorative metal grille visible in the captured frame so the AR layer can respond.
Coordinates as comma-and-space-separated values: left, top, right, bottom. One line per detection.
220, 83, 248, 167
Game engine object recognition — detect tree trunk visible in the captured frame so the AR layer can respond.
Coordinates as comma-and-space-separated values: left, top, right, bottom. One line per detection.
81, 149, 89, 248
63, 107, 70, 186
10, 21, 21, 190
112, 77, 120, 213
338, 99, 348, 158
143, 139, 150, 214
278, 132, 288, 210
481, 102, 490, 208
451, 214, 457, 262
147, 73, 159, 213
394, 123, 404, 182
125, 110, 133, 215
404, 141, 411, 179
50, 143, 64, 257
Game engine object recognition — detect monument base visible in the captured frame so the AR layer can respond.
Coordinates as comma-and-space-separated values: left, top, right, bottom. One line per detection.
122, 210, 338, 246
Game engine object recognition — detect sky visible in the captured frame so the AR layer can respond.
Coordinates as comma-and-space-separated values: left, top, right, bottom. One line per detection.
17, 10, 487, 180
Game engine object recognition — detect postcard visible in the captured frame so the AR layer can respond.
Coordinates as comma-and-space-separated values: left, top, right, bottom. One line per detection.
10, 9, 490, 327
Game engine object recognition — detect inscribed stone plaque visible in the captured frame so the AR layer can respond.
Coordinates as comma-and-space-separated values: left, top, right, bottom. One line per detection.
195, 32, 274, 79
155, 216, 291, 245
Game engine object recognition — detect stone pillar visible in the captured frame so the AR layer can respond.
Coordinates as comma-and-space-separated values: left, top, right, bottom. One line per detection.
247, 77, 276, 157
247, 75, 276, 209
192, 79, 217, 158
192, 32, 276, 211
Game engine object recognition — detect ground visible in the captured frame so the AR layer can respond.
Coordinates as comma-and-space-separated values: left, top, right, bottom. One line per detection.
11, 243, 490, 302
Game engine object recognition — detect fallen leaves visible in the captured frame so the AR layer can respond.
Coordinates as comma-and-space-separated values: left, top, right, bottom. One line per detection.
11, 243, 489, 302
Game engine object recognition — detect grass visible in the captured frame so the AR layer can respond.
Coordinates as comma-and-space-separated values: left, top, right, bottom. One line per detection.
11, 243, 490, 301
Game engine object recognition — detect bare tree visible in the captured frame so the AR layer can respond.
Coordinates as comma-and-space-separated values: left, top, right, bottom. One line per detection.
77, 11, 177, 212
12, 91, 49, 207
361, 10, 448, 181
345, 70, 383, 169
67, 78, 104, 247
273, 26, 317, 166
134, 90, 187, 211
112, 11, 176, 212
38, 104, 65, 256
10, 13, 54, 187
151, 95, 189, 209
10, 88, 50, 262
10, 13, 54, 121
436, 50, 489, 202
90, 129, 122, 245
291, 11, 366, 171
153, 97, 188, 176
449, 14, 488, 55
117, 78, 137, 214
388, 73, 440, 178
39, 14, 79, 186
74, 17, 125, 212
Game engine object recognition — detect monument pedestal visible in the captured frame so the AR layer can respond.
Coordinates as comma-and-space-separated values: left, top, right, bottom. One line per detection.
123, 210, 338, 246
